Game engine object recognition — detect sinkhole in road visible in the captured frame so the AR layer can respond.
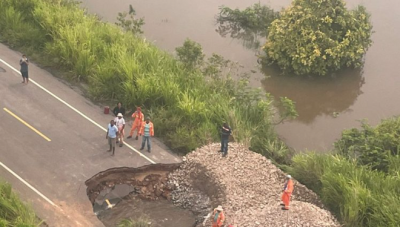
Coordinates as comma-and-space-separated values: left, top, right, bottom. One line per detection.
85, 164, 200, 227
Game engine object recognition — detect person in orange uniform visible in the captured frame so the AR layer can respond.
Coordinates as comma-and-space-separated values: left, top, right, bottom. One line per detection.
281, 175, 294, 210
139, 117, 154, 152
211, 205, 225, 227
127, 107, 144, 140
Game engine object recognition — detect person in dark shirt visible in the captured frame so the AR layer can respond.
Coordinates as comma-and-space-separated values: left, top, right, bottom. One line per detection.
20, 54, 29, 84
220, 122, 232, 157
113, 102, 126, 117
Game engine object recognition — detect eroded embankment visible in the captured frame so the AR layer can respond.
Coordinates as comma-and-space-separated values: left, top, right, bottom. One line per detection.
85, 163, 181, 204
84, 163, 216, 227
85, 143, 339, 227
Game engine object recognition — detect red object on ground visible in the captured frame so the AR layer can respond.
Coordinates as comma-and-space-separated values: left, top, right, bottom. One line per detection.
104, 106, 110, 114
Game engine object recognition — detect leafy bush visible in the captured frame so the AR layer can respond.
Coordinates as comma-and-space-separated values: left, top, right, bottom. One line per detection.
263, 0, 373, 76
291, 153, 400, 227
334, 116, 400, 173
216, 3, 279, 49
0, 181, 41, 226
115, 5, 145, 35
0, 0, 296, 161
175, 39, 205, 69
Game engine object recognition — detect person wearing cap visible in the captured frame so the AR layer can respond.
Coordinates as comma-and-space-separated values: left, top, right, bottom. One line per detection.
114, 113, 126, 147
128, 107, 144, 140
211, 205, 225, 227
139, 117, 154, 152
281, 175, 294, 210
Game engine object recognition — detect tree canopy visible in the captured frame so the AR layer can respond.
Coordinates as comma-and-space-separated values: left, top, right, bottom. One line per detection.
263, 0, 373, 76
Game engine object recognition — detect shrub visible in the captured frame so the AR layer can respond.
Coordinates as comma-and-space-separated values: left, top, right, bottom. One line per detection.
0, 181, 41, 226
291, 153, 400, 227
115, 5, 145, 35
0, 0, 296, 159
334, 116, 400, 173
263, 0, 373, 76
175, 39, 205, 69
216, 3, 279, 49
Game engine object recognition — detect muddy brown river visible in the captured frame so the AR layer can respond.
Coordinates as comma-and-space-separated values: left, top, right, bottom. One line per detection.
80, 0, 400, 151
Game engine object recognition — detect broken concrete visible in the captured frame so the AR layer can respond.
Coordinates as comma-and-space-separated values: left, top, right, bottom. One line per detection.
85, 143, 339, 227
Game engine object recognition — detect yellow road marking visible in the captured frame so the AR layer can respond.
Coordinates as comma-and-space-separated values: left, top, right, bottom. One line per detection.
3, 108, 51, 142
0, 58, 156, 164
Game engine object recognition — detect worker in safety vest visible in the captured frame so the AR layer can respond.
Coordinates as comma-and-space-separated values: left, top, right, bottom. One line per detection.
210, 205, 225, 227
281, 175, 294, 210
127, 107, 144, 140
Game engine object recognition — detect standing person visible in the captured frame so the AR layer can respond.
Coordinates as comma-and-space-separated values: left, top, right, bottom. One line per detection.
114, 113, 126, 147
281, 175, 294, 210
139, 117, 154, 152
210, 205, 225, 227
113, 102, 126, 117
128, 107, 144, 140
106, 120, 119, 156
20, 54, 29, 84
220, 122, 232, 157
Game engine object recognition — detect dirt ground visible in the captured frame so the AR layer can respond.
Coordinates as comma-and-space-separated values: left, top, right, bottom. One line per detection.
85, 143, 339, 227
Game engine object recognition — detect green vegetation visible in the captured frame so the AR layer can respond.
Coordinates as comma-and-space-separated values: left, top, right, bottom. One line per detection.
262, 0, 373, 76
290, 116, 400, 227
217, 3, 279, 33
115, 5, 145, 35
0, 0, 296, 160
0, 181, 41, 226
291, 154, 400, 227
335, 117, 400, 173
175, 39, 204, 69
216, 3, 279, 49
2, 1, 397, 226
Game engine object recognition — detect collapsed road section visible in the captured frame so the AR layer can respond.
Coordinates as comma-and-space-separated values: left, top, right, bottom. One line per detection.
86, 143, 340, 227
85, 163, 200, 227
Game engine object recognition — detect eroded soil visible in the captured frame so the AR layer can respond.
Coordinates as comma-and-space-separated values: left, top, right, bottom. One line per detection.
85, 163, 205, 227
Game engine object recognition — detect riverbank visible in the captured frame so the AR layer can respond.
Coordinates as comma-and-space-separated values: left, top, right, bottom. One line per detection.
80, 0, 400, 151
2, 0, 399, 226
0, 0, 290, 161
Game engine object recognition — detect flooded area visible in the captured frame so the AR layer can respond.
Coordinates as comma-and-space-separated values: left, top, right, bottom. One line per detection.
85, 164, 202, 227
97, 195, 197, 227
80, 0, 400, 151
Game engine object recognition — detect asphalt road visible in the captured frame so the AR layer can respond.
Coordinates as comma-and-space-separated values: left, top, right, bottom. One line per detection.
0, 43, 181, 226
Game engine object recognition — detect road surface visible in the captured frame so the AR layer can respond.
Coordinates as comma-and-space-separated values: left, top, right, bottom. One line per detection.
0, 43, 181, 226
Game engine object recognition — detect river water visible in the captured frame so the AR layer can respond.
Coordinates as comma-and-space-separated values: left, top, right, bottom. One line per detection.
80, 0, 400, 151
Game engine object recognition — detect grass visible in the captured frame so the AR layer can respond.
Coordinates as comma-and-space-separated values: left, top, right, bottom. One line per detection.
0, 181, 41, 226
3, 1, 398, 226
290, 153, 400, 227
0, 0, 293, 160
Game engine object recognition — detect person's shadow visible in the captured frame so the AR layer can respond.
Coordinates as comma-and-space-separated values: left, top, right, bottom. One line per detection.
262, 66, 365, 123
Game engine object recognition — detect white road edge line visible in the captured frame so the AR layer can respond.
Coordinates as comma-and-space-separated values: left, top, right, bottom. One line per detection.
0, 58, 156, 164
0, 162, 56, 206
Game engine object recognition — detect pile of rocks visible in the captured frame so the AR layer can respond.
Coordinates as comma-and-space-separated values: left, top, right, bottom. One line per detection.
169, 143, 340, 227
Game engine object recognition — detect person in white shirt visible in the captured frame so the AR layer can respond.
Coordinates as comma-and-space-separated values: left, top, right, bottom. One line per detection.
114, 113, 126, 147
